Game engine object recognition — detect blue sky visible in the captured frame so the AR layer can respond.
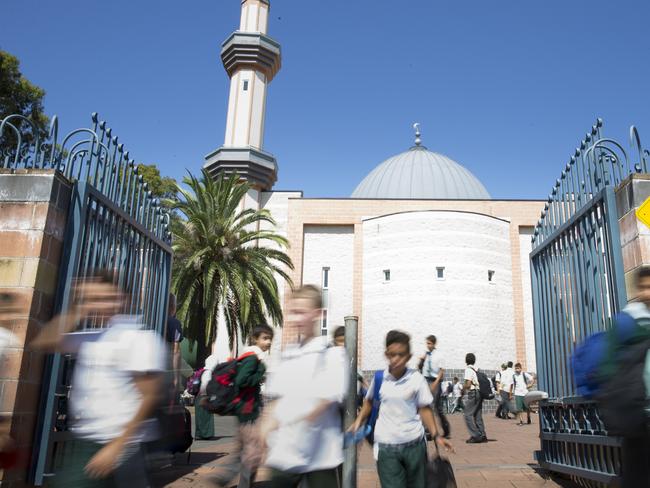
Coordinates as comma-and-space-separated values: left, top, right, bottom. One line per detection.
3, 0, 650, 199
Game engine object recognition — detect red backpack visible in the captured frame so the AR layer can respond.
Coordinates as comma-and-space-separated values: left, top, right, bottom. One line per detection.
203, 352, 256, 415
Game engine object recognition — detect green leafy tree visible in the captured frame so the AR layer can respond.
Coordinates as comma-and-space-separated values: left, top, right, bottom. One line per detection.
0, 50, 49, 153
167, 170, 293, 365
138, 163, 178, 200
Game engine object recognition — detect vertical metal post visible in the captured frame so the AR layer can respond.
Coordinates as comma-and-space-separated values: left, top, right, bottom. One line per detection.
343, 315, 358, 488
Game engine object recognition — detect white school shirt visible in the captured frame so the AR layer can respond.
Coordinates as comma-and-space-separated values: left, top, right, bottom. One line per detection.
66, 315, 167, 443
366, 368, 433, 445
265, 336, 348, 473
513, 372, 531, 396
464, 366, 478, 390
422, 350, 442, 379
452, 382, 463, 398
500, 367, 515, 392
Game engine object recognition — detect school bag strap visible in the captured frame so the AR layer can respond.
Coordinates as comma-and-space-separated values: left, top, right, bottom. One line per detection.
365, 370, 384, 445
373, 370, 384, 401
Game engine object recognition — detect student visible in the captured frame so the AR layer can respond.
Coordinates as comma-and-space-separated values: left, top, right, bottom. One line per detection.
599, 266, 650, 487
165, 294, 183, 390
332, 325, 368, 407
494, 363, 507, 419
213, 324, 274, 488
512, 362, 533, 426
463, 353, 487, 443
261, 285, 348, 488
450, 377, 463, 414
418, 335, 450, 438
0, 292, 19, 469
350, 330, 453, 488
499, 361, 515, 419
31, 272, 166, 487
196, 354, 218, 440
235, 324, 273, 488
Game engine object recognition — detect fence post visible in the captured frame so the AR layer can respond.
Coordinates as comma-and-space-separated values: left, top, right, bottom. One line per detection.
343, 315, 359, 488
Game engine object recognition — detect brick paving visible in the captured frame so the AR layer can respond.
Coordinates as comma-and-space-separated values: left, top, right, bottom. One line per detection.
152, 411, 575, 487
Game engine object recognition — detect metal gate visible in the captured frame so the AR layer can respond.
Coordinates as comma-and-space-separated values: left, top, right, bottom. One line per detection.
0, 113, 173, 484
530, 118, 648, 485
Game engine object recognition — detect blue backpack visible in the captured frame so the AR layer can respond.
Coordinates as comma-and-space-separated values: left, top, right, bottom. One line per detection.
572, 312, 637, 398
365, 370, 384, 445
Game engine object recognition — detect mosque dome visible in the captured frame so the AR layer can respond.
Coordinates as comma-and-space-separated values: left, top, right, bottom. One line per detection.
351, 125, 490, 200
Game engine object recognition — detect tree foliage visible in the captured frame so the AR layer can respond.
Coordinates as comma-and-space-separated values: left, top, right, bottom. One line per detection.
167, 171, 293, 365
138, 163, 178, 200
0, 50, 49, 152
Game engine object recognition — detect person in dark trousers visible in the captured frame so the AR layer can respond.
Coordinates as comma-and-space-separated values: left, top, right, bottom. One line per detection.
463, 353, 487, 443
349, 330, 453, 488
600, 266, 650, 487
418, 335, 450, 438
166, 294, 183, 390
494, 363, 507, 419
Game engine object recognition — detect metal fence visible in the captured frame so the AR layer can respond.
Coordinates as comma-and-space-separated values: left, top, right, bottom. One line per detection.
530, 118, 648, 485
0, 113, 174, 484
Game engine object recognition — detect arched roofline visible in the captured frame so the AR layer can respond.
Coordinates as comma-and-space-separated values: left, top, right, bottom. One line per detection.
361, 209, 511, 224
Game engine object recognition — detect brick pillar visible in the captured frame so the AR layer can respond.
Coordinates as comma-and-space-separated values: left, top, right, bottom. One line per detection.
0, 169, 71, 487
616, 174, 650, 301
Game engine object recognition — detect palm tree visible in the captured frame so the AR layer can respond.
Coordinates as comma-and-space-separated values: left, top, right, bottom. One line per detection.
167, 170, 293, 365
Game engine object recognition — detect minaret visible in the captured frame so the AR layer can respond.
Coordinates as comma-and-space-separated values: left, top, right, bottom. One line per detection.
204, 0, 281, 191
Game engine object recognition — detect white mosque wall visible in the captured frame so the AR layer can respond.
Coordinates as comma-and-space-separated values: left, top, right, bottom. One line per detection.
360, 210, 516, 372
519, 227, 536, 372
302, 225, 355, 339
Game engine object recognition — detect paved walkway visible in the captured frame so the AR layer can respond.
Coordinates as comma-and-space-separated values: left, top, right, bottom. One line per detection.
152, 411, 574, 488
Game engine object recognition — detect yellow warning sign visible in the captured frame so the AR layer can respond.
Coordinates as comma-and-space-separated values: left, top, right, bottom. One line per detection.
636, 196, 650, 228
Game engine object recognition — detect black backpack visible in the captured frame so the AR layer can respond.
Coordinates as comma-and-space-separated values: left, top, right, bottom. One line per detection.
472, 368, 495, 400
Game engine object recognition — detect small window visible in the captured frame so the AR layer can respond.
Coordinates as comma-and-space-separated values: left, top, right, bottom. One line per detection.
322, 267, 330, 289
243, 80, 249, 91
321, 309, 328, 331
436, 267, 445, 280
488, 270, 495, 282
383, 269, 391, 281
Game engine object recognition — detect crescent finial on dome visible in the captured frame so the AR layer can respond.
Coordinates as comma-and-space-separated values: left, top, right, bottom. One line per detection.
413, 122, 422, 146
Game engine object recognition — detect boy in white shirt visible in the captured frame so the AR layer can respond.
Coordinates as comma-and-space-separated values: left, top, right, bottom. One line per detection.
451, 377, 463, 413
513, 362, 534, 425
463, 353, 487, 443
31, 272, 166, 487
350, 330, 453, 488
260, 285, 348, 488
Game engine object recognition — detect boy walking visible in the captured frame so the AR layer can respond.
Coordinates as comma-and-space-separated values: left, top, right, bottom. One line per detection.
513, 362, 533, 425
31, 272, 166, 487
261, 285, 348, 488
450, 377, 463, 413
463, 353, 487, 443
419, 335, 450, 438
350, 330, 453, 488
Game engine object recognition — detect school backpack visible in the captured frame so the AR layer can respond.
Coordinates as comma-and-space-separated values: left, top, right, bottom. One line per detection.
595, 337, 650, 437
365, 370, 384, 445
203, 352, 256, 415
571, 312, 637, 399
186, 367, 205, 396
473, 368, 494, 400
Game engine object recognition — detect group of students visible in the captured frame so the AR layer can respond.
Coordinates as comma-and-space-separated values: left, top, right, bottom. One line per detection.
192, 285, 457, 488
494, 361, 535, 425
